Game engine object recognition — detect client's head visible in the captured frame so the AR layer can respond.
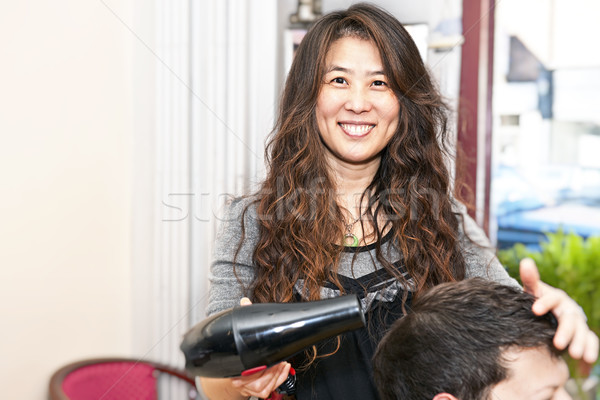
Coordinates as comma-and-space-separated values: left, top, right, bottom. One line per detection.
373, 278, 570, 400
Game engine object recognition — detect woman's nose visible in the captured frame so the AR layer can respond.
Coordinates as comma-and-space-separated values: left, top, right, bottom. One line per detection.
344, 86, 372, 113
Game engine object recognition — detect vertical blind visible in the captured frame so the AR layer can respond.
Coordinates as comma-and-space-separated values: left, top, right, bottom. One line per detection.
134, 0, 278, 387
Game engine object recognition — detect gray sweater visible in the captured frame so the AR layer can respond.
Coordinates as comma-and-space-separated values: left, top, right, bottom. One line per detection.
206, 196, 519, 317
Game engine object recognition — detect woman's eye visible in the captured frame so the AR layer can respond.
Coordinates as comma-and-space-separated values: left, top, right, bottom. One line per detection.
372, 80, 387, 87
331, 77, 347, 84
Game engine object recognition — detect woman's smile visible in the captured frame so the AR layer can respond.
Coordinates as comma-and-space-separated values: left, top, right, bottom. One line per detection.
338, 122, 376, 137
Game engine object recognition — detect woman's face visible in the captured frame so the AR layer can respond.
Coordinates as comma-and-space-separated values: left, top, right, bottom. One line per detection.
316, 36, 400, 169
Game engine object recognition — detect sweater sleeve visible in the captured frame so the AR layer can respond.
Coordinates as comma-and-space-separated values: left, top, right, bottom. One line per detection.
206, 197, 260, 317
454, 200, 520, 288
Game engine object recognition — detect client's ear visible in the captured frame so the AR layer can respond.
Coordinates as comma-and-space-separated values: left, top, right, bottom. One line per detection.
432, 393, 459, 400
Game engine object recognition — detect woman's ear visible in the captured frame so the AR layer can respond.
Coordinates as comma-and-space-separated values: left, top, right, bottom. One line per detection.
432, 393, 459, 400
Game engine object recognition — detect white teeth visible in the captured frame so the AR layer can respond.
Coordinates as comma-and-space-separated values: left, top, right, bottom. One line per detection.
340, 123, 374, 135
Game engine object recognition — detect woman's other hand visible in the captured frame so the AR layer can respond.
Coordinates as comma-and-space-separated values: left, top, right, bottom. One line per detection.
520, 258, 599, 364
233, 297, 292, 398
198, 297, 292, 399
199, 362, 291, 400
229, 361, 292, 399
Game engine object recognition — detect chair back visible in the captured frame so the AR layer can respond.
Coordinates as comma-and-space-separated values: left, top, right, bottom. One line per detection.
49, 358, 197, 400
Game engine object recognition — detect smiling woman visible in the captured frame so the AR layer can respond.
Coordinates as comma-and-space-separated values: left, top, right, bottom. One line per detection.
195, 3, 598, 400
316, 37, 400, 168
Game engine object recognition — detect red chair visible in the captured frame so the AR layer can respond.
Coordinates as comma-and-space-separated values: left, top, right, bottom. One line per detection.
48, 358, 198, 400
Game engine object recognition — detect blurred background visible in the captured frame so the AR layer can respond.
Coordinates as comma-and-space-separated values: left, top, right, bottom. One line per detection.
1, 0, 598, 398
491, 1, 600, 250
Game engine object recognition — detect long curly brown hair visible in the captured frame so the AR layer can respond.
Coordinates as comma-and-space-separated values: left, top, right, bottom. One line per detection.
238, 3, 466, 306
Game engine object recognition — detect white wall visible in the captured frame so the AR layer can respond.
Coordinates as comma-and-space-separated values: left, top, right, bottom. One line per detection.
0, 0, 134, 398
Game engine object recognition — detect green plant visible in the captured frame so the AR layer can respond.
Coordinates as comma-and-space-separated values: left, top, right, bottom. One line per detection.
498, 230, 600, 337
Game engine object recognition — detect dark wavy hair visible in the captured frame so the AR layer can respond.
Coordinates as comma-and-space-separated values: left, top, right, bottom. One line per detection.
373, 278, 561, 400
239, 3, 465, 305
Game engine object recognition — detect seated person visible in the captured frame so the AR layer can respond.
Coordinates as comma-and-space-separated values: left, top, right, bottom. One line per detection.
373, 278, 571, 400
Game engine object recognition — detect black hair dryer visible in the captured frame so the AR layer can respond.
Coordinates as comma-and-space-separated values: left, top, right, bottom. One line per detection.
180, 295, 365, 379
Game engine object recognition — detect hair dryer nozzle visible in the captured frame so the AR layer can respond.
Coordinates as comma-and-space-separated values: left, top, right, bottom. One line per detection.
180, 295, 365, 377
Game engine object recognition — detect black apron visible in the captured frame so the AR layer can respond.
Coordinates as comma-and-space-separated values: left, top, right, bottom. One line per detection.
291, 267, 412, 400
